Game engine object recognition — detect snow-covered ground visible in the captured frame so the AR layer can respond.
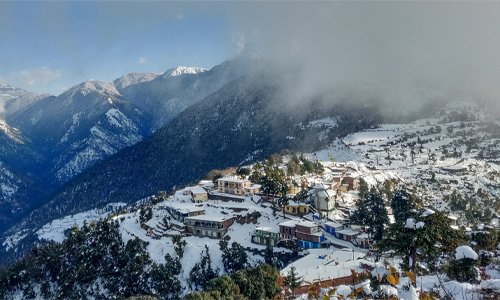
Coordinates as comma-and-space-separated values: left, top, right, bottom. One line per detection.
312, 105, 499, 224
36, 202, 127, 243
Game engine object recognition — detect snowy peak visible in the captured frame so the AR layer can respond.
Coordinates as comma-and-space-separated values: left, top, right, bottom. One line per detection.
113, 72, 160, 90
62, 80, 121, 98
163, 66, 207, 78
0, 84, 45, 116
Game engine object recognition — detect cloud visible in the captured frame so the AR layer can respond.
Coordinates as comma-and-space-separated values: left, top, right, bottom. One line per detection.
232, 33, 246, 56
15, 67, 62, 86
225, 2, 500, 114
138, 57, 147, 65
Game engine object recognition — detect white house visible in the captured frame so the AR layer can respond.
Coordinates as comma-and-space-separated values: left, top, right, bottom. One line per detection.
310, 183, 336, 212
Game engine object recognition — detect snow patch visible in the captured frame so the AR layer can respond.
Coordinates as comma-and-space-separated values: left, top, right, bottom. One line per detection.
455, 245, 478, 260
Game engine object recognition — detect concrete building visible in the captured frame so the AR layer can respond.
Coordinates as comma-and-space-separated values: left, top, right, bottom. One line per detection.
310, 184, 336, 212
252, 226, 280, 246
324, 221, 344, 236
185, 215, 234, 238
279, 220, 325, 249
164, 202, 205, 222
284, 201, 310, 216
217, 177, 261, 196
189, 186, 208, 202
335, 227, 360, 241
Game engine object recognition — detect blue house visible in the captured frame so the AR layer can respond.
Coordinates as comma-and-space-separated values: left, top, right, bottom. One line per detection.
324, 221, 344, 236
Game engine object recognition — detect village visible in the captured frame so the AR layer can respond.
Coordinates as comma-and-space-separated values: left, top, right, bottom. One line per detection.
109, 153, 487, 297
30, 105, 500, 298
117, 158, 381, 292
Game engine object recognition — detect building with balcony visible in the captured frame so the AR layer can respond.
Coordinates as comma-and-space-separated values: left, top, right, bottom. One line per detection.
217, 177, 260, 196
184, 215, 234, 238
284, 201, 310, 216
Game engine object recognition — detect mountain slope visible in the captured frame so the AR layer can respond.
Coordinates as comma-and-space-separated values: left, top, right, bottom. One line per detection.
0, 60, 257, 240
0, 84, 46, 117
7, 80, 152, 183
0, 120, 49, 230
1, 72, 381, 263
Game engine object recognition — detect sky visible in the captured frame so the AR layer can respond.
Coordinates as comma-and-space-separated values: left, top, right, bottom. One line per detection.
1, 1, 500, 112
0, 2, 235, 95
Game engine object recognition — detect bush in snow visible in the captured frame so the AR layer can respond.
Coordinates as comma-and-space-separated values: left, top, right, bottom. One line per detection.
446, 245, 480, 283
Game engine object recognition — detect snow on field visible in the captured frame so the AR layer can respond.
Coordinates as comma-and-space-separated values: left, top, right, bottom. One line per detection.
312, 105, 499, 223
36, 202, 126, 242
308, 117, 339, 128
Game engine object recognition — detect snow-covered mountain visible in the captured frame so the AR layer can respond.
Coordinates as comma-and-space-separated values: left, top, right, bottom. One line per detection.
0, 83, 46, 117
112, 72, 160, 90
163, 66, 207, 77
7, 80, 151, 183
0, 59, 265, 237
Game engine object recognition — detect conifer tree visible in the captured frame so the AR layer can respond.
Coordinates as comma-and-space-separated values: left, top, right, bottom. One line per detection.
391, 188, 416, 223
189, 245, 218, 290
284, 266, 302, 294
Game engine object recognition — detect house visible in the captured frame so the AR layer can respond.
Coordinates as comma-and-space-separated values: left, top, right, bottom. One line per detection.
198, 180, 215, 191
252, 226, 280, 246
287, 183, 302, 195
217, 177, 261, 196
447, 215, 458, 226
284, 201, 310, 216
335, 227, 360, 241
354, 233, 372, 248
164, 202, 205, 222
340, 174, 358, 190
280, 248, 366, 295
279, 220, 297, 240
310, 184, 336, 212
324, 221, 344, 236
184, 215, 234, 238
295, 221, 325, 248
279, 220, 325, 249
189, 186, 208, 202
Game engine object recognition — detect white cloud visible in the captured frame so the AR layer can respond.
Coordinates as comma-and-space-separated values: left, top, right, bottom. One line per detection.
16, 67, 62, 86
232, 33, 246, 55
138, 57, 147, 65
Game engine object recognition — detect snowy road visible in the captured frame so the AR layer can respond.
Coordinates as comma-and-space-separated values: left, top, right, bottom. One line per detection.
322, 230, 369, 254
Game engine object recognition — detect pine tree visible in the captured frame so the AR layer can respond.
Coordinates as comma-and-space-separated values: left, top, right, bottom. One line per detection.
221, 242, 248, 274
351, 187, 389, 240
391, 188, 416, 223
358, 178, 369, 200
379, 211, 467, 273
367, 191, 389, 241
447, 257, 479, 283
189, 245, 219, 290
284, 266, 302, 295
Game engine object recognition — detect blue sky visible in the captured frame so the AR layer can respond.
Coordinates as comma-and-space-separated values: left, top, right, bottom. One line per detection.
0, 2, 236, 95
2, 1, 500, 103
